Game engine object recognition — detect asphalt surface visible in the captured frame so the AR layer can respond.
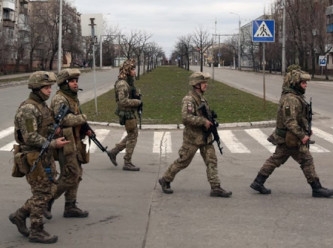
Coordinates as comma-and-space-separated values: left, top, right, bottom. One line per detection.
1, 69, 333, 248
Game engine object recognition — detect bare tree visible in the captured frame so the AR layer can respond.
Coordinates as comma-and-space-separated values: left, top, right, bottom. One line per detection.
191, 27, 213, 72
132, 31, 152, 79
176, 35, 192, 70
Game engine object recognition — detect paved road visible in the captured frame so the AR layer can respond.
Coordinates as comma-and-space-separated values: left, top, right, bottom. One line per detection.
1, 124, 333, 248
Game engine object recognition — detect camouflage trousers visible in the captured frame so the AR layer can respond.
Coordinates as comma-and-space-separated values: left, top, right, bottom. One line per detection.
163, 142, 221, 188
22, 163, 56, 227
259, 144, 318, 183
55, 151, 83, 202
115, 118, 138, 163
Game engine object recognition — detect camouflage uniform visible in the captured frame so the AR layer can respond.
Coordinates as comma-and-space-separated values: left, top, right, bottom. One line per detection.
251, 69, 333, 198
107, 59, 142, 171
159, 72, 232, 197
49, 69, 89, 218
9, 71, 58, 243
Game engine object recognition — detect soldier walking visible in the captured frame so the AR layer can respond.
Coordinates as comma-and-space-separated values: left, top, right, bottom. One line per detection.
250, 68, 333, 198
9, 71, 69, 243
158, 72, 232, 197
107, 58, 142, 171
45, 69, 91, 219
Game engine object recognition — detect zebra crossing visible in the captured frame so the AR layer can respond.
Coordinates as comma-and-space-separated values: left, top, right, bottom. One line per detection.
1, 126, 333, 155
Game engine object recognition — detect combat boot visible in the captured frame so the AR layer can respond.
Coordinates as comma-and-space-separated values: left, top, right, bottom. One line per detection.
63, 201, 89, 218
43, 198, 54, 220
107, 147, 120, 166
29, 223, 58, 244
250, 173, 271, 194
9, 207, 30, 237
210, 185, 232, 197
310, 180, 333, 198
158, 177, 173, 194
123, 162, 140, 171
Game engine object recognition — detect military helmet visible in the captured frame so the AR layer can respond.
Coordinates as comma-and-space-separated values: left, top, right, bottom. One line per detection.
189, 72, 210, 86
287, 64, 301, 73
28, 71, 57, 89
118, 58, 136, 80
57, 68, 81, 85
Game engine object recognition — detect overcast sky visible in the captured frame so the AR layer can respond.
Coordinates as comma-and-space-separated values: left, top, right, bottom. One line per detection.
72, 0, 272, 58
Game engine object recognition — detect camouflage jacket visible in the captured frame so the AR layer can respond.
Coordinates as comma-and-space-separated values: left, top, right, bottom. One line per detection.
50, 90, 87, 146
115, 79, 141, 113
14, 94, 56, 152
182, 89, 213, 145
276, 88, 309, 140
51, 90, 86, 128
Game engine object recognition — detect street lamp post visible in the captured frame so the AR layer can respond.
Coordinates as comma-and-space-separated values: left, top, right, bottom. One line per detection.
281, 0, 286, 74
230, 12, 241, 70
57, 0, 63, 73
89, 18, 98, 114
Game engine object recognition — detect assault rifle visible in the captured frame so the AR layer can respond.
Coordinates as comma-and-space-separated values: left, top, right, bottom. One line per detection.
138, 101, 143, 129
132, 88, 143, 129
306, 97, 313, 149
31, 103, 69, 172
198, 104, 223, 155
80, 122, 113, 161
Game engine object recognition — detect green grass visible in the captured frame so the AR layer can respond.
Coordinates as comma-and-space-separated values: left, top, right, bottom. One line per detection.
81, 66, 278, 124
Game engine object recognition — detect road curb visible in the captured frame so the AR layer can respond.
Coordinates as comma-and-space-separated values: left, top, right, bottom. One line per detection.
88, 120, 276, 130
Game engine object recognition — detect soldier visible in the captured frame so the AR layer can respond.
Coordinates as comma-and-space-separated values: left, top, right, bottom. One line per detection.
158, 72, 232, 197
250, 69, 333, 198
107, 58, 142, 171
46, 69, 90, 219
9, 71, 69, 243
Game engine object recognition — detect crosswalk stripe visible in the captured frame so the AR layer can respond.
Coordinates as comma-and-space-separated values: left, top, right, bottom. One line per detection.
245, 128, 276, 153
312, 127, 333, 144
309, 144, 329, 153
0, 126, 332, 154
0, 140, 15, 152
153, 131, 172, 156
219, 130, 250, 153
0, 126, 14, 139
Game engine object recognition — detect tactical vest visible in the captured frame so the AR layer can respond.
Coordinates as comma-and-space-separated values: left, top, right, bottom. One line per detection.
15, 98, 54, 145
276, 92, 308, 136
57, 90, 80, 114
56, 90, 82, 143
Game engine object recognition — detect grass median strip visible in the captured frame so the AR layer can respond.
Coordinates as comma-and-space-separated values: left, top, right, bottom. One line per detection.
81, 66, 278, 125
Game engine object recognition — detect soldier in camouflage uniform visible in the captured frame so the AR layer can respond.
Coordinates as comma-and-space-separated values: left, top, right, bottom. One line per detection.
159, 72, 232, 197
9, 71, 69, 244
46, 69, 90, 219
107, 58, 142, 171
250, 69, 333, 198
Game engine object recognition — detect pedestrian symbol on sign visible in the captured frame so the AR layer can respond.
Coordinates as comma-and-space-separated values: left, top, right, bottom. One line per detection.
252, 20, 275, 42
254, 21, 273, 38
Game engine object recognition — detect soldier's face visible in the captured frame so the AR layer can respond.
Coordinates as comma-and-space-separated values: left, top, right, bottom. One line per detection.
40, 85, 52, 97
68, 78, 79, 92
130, 68, 136, 77
300, 81, 307, 91
200, 81, 208, 92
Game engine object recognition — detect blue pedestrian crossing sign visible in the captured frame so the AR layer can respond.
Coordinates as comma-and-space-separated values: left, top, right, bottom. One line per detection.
252, 20, 275, 42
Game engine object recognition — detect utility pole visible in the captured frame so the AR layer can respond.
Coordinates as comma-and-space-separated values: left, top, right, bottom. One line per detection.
89, 18, 98, 114
57, 0, 63, 73
281, 0, 286, 75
